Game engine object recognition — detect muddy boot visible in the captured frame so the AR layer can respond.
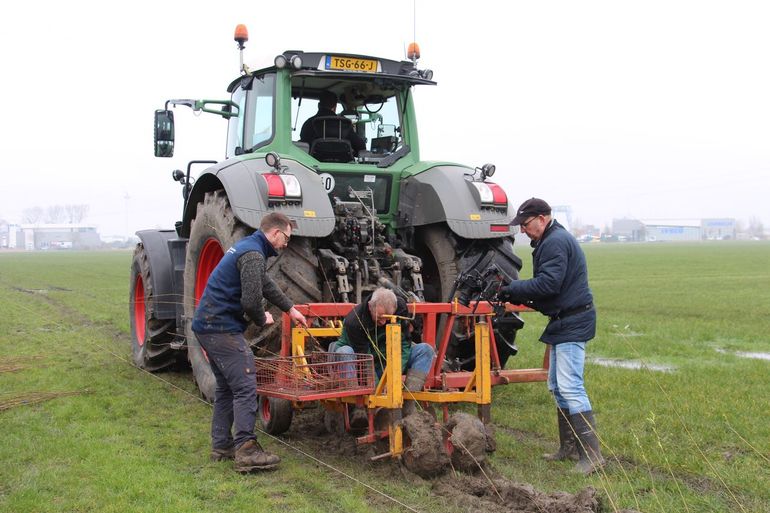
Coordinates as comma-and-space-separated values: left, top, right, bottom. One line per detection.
210, 445, 236, 461
570, 411, 606, 475
233, 439, 280, 472
543, 408, 578, 462
402, 369, 428, 417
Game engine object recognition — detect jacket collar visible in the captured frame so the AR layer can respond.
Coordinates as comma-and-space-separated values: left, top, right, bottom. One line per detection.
254, 230, 278, 259
531, 219, 560, 248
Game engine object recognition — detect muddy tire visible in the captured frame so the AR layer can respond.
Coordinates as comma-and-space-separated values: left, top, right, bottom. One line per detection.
258, 395, 293, 435
417, 225, 522, 369
129, 244, 176, 371
184, 190, 252, 402
253, 236, 322, 355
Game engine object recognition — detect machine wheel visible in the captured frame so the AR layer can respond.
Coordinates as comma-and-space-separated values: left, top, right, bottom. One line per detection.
401, 410, 450, 478
444, 412, 490, 473
129, 243, 176, 371
417, 224, 523, 369
184, 190, 251, 402
258, 395, 293, 435
323, 407, 347, 436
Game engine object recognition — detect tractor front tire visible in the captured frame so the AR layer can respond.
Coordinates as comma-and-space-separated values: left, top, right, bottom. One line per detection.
184, 190, 251, 402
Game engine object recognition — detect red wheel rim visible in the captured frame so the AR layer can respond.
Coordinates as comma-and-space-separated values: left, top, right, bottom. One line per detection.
260, 396, 271, 423
134, 274, 146, 346
195, 238, 223, 364
195, 238, 224, 306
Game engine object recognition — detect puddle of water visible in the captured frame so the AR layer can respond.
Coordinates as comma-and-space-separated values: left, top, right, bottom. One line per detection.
735, 351, 770, 361
589, 357, 675, 373
715, 348, 770, 361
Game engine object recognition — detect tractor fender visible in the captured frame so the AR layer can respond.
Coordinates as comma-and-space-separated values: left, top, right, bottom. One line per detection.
135, 229, 178, 320
397, 165, 513, 239
181, 157, 335, 239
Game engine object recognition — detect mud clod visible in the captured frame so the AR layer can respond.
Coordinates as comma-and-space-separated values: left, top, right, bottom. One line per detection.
434, 474, 601, 513
446, 412, 491, 472
402, 411, 450, 478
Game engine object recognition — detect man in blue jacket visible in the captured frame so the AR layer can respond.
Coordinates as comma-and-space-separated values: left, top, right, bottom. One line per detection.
192, 212, 307, 472
503, 198, 605, 475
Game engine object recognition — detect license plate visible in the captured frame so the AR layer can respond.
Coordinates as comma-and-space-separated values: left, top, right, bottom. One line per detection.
325, 56, 378, 72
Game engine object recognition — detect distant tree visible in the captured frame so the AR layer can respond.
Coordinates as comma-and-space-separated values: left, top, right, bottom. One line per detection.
45, 205, 67, 224
22, 206, 44, 224
65, 204, 89, 223
748, 217, 764, 238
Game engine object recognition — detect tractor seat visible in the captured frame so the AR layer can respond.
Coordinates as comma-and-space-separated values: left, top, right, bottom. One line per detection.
309, 116, 355, 163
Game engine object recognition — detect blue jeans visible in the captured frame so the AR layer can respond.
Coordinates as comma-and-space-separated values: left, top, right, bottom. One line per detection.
547, 342, 592, 414
194, 332, 258, 450
329, 341, 435, 379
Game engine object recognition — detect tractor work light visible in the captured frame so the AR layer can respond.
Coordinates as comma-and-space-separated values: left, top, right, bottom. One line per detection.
274, 54, 288, 68
262, 173, 302, 202
290, 55, 303, 69
481, 163, 495, 179
420, 69, 433, 80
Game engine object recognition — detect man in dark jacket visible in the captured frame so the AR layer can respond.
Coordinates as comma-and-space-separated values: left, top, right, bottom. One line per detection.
503, 198, 605, 475
192, 212, 307, 472
331, 287, 435, 423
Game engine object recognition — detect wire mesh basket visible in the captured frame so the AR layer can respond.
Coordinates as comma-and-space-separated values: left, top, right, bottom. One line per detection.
255, 352, 375, 400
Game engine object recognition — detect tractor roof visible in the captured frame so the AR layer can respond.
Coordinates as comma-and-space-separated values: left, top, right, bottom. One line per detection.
228, 50, 436, 93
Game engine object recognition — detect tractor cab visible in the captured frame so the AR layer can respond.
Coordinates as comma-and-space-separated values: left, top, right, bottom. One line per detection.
219, 50, 435, 168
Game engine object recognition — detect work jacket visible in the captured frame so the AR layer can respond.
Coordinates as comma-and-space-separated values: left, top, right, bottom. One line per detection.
336, 295, 412, 377
192, 231, 291, 334
505, 220, 596, 344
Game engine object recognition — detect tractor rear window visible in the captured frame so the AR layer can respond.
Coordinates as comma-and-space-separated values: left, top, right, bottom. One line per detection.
291, 83, 403, 160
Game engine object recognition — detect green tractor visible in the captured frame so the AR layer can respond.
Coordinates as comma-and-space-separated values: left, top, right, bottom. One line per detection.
129, 26, 523, 401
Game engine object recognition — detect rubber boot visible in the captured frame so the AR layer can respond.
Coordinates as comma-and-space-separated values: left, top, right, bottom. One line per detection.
570, 411, 606, 475
233, 439, 280, 472
402, 369, 428, 417
210, 445, 236, 461
543, 408, 578, 462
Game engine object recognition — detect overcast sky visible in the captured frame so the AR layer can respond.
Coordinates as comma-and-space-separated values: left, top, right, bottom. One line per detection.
1, 0, 768, 237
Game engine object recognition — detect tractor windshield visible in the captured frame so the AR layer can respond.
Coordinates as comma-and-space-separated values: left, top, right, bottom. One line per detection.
291, 80, 404, 163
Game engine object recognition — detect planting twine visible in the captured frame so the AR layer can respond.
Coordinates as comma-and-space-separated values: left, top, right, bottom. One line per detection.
0, 390, 88, 411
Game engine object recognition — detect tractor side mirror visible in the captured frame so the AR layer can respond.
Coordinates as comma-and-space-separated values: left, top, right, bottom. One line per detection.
154, 109, 175, 158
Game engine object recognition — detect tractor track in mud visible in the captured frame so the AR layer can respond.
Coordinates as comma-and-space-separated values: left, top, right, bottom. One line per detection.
20, 287, 625, 513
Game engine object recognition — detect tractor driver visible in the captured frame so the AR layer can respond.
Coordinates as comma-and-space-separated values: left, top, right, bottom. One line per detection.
299, 90, 366, 155
329, 287, 435, 426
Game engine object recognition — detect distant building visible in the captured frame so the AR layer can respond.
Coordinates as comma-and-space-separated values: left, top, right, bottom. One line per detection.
639, 219, 702, 242
612, 218, 646, 241
19, 224, 102, 250
701, 218, 736, 240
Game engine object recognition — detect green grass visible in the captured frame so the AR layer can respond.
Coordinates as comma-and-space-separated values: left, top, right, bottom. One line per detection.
1, 243, 769, 512
494, 241, 770, 512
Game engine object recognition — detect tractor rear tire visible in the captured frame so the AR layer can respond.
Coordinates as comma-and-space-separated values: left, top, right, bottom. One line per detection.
258, 395, 294, 435
252, 236, 323, 355
184, 190, 251, 402
129, 244, 176, 371
417, 225, 522, 369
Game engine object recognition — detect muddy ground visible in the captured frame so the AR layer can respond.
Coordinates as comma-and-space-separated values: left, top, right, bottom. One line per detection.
284, 407, 639, 513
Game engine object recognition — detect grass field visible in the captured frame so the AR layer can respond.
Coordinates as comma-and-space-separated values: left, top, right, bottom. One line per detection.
1, 242, 769, 512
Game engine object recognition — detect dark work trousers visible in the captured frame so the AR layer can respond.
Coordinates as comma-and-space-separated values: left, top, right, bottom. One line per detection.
194, 332, 258, 450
